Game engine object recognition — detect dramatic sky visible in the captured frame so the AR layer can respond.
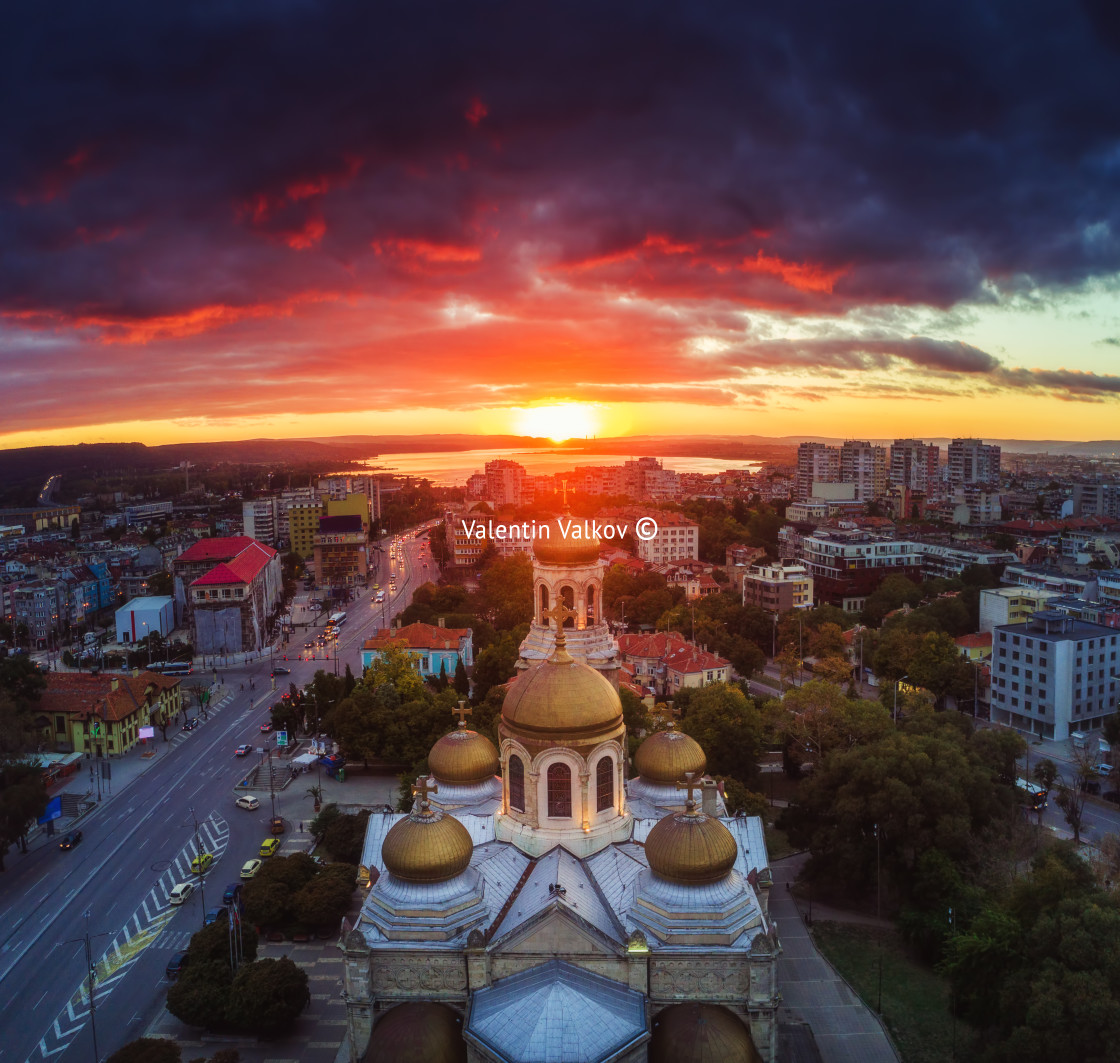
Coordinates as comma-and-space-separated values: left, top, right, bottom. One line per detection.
5, 0, 1120, 449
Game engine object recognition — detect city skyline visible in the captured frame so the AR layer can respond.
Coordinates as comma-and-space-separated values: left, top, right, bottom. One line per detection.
5, 3, 1120, 450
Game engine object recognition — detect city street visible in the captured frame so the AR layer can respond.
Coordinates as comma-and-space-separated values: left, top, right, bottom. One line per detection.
1, 524, 438, 1063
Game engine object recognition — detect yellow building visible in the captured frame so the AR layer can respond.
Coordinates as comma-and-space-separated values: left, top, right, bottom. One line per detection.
40, 671, 184, 757
289, 501, 324, 559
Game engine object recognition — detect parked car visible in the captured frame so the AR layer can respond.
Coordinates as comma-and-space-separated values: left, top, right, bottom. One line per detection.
240, 858, 263, 879
235, 794, 260, 810
165, 951, 189, 980
259, 838, 279, 857
1096, 763, 1113, 776
183, 718, 199, 731
234, 744, 252, 757
58, 830, 83, 850
222, 882, 243, 905
204, 907, 228, 926
169, 882, 195, 905
190, 851, 214, 874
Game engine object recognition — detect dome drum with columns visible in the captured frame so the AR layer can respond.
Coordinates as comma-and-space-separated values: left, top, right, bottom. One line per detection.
344, 609, 780, 1063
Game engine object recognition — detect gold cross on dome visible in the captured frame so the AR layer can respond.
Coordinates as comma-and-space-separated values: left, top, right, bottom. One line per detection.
542, 601, 577, 633
412, 775, 438, 812
676, 771, 701, 812
453, 700, 472, 727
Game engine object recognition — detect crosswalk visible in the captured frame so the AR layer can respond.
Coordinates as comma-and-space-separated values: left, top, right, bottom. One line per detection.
165, 689, 235, 749
27, 811, 230, 1062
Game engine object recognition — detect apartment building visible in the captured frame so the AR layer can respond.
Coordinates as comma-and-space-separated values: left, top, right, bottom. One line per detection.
635, 514, 699, 564
740, 560, 814, 614
978, 587, 1059, 634
314, 515, 369, 591
889, 439, 941, 499
916, 542, 1017, 580
485, 460, 529, 506
797, 529, 924, 612
1072, 482, 1120, 519
947, 438, 1001, 489
990, 611, 1120, 740
795, 443, 840, 501
445, 510, 488, 568
839, 440, 887, 502
243, 498, 280, 546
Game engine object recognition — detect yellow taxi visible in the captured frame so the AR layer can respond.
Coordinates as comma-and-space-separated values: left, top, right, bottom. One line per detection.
259, 838, 280, 857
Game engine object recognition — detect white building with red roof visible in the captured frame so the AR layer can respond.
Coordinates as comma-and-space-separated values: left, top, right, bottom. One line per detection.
617, 632, 730, 697
172, 536, 282, 654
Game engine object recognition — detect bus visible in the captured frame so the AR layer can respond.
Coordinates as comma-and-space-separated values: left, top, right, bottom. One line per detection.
148, 661, 193, 676
328, 612, 347, 627
1016, 777, 1047, 811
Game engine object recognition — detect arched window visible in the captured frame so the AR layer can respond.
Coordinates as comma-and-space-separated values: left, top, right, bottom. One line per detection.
508, 755, 525, 812
547, 763, 572, 818
539, 584, 549, 624
595, 755, 614, 812
560, 586, 575, 628
586, 585, 596, 623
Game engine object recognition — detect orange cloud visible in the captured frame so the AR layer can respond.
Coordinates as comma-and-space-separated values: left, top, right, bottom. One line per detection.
372, 238, 482, 269
738, 250, 848, 294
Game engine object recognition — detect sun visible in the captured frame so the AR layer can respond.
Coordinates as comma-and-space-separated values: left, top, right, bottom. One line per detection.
514, 403, 599, 442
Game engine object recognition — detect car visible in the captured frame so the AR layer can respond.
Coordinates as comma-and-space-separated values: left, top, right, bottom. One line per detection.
272, 666, 291, 675
372, 583, 380, 590
304, 641, 315, 649
58, 830, 83, 850
234, 744, 252, 757
240, 858, 263, 879
1081, 779, 1102, 795
1096, 763, 1114, 776
259, 838, 280, 857
204, 906, 228, 926
190, 851, 214, 874
222, 882, 243, 905
259, 722, 273, 733
182, 718, 200, 731
165, 951, 189, 980
169, 882, 195, 905
270, 816, 285, 835
235, 794, 260, 810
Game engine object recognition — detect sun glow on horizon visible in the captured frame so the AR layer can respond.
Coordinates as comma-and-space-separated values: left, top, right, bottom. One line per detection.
512, 402, 600, 442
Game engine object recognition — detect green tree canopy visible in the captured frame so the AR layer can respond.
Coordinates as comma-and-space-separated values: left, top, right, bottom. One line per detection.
227, 957, 310, 1035
679, 682, 762, 787
476, 554, 534, 630
106, 1039, 181, 1063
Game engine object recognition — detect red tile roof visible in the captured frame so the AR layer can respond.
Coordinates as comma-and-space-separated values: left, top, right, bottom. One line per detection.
176, 536, 262, 563
42, 671, 180, 723
189, 540, 277, 587
363, 622, 471, 652
618, 632, 691, 659
663, 646, 731, 674
955, 632, 993, 650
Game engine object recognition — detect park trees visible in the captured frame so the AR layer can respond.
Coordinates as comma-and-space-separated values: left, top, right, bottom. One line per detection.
678, 682, 762, 787
779, 681, 891, 759
476, 554, 534, 630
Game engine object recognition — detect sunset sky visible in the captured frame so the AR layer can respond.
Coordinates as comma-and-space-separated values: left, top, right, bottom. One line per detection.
4, 1, 1120, 450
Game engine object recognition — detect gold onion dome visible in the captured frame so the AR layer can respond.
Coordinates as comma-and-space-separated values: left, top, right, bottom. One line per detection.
634, 728, 707, 784
502, 654, 622, 736
429, 727, 499, 785
532, 514, 601, 565
649, 1003, 762, 1063
381, 787, 473, 883
363, 1001, 466, 1063
645, 792, 737, 885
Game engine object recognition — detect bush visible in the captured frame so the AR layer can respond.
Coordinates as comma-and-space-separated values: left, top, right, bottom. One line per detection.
166, 960, 233, 1029
227, 957, 310, 1035
107, 1039, 181, 1063
309, 802, 342, 839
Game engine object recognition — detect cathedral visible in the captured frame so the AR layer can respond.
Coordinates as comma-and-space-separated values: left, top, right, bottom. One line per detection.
342, 522, 779, 1063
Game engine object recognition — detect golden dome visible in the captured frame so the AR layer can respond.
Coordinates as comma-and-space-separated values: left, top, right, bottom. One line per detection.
502, 656, 622, 737
429, 727, 499, 785
381, 799, 473, 883
645, 806, 737, 885
634, 729, 707, 784
649, 1003, 762, 1063
364, 1002, 466, 1063
532, 515, 601, 565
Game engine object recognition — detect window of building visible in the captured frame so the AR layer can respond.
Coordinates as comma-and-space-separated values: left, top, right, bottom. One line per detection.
547, 763, 572, 818
508, 755, 525, 812
595, 756, 614, 812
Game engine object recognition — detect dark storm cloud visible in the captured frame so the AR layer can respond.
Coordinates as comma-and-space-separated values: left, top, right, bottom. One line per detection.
4, 0, 1120, 324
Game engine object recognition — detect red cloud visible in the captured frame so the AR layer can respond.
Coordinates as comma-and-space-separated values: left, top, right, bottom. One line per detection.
465, 97, 489, 126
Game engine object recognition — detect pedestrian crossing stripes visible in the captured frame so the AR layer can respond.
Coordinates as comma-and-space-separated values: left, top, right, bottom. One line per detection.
26, 810, 230, 1063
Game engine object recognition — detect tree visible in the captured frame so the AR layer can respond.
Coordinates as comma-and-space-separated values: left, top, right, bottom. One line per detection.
679, 683, 763, 786
242, 881, 292, 928
476, 554, 534, 629
453, 657, 470, 696
1054, 782, 1088, 844
227, 957, 310, 1035
106, 1038, 181, 1063
321, 810, 370, 865
906, 631, 974, 708
187, 920, 259, 966
779, 681, 890, 758
1033, 758, 1059, 791
292, 866, 356, 927
0, 761, 49, 870
166, 960, 233, 1029
471, 627, 527, 703
363, 645, 426, 702
861, 574, 923, 627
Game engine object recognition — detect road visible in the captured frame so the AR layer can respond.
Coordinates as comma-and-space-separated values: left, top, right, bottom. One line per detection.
1, 523, 439, 1063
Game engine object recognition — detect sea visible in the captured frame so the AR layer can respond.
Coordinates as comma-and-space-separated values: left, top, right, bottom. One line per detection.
344, 448, 763, 487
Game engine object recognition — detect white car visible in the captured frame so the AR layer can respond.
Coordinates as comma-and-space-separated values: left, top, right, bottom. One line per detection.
1095, 763, 1113, 776
235, 794, 261, 810
169, 882, 195, 906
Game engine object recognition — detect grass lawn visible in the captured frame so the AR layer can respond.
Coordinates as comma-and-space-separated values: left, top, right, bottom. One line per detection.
811, 921, 978, 1063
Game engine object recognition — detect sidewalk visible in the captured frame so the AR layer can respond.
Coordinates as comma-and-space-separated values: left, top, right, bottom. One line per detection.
770, 854, 899, 1063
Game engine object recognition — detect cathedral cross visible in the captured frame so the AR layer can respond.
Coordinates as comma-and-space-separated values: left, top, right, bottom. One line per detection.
542, 600, 577, 634
453, 700, 472, 728
412, 775, 438, 812
676, 771, 701, 812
